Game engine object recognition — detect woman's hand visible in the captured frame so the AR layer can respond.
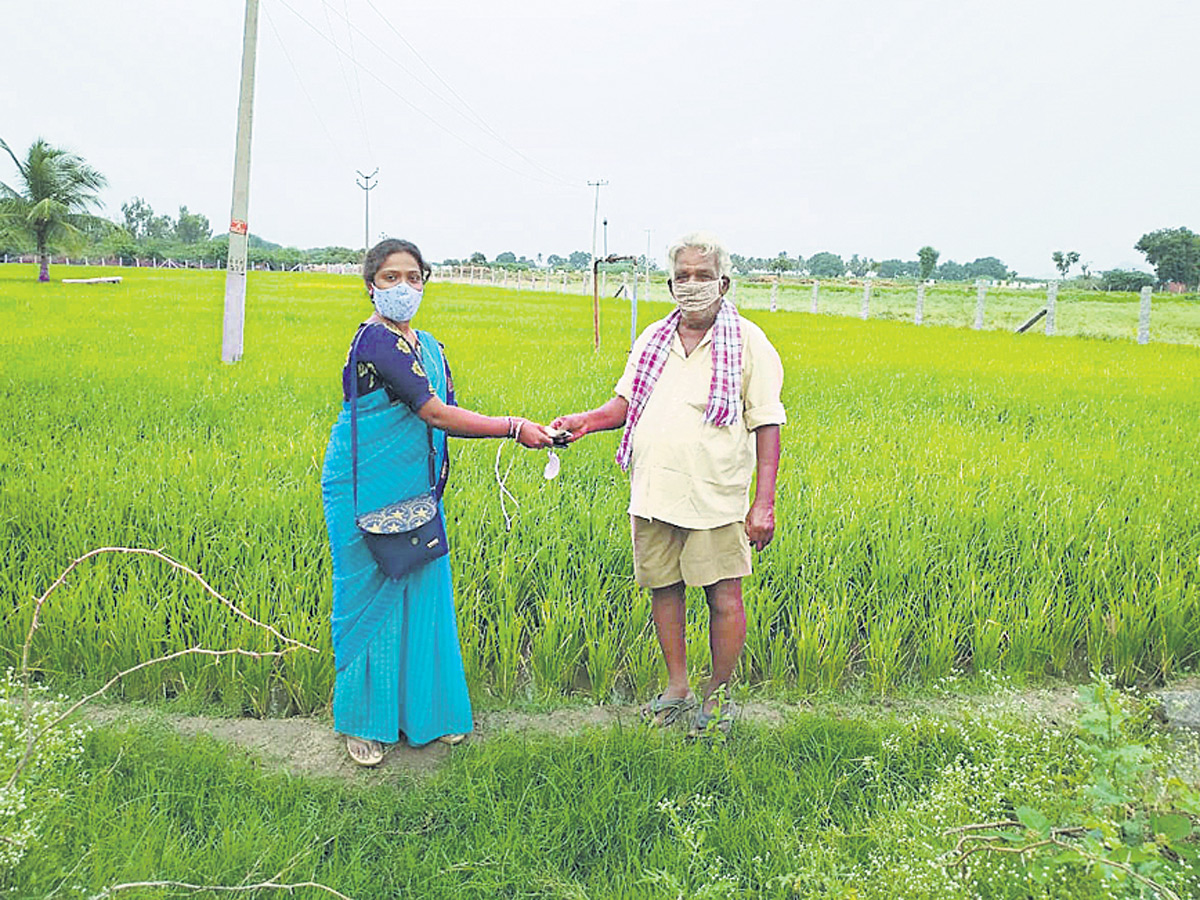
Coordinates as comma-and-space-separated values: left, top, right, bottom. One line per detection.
513, 419, 555, 450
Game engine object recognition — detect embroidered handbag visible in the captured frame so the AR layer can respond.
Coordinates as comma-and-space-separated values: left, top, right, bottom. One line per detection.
350, 328, 449, 579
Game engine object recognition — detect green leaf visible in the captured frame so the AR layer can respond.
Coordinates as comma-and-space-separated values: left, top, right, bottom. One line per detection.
1150, 813, 1192, 842
1016, 806, 1051, 837
1171, 842, 1199, 861
1121, 816, 1146, 844
1051, 849, 1083, 865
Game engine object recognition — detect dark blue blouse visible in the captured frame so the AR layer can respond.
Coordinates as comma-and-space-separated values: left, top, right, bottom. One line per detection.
341, 322, 457, 410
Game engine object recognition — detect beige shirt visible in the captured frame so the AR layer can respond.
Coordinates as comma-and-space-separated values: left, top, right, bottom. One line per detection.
615, 315, 786, 529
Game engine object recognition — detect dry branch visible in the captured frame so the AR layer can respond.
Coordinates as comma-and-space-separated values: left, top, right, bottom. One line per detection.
943, 826, 1181, 900
97, 879, 354, 899
11, 547, 319, 790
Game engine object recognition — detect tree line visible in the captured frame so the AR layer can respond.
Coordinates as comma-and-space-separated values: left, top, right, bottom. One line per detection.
2, 136, 1198, 289
442, 250, 657, 273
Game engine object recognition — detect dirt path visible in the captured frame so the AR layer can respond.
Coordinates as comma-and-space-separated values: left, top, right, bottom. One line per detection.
84, 680, 1109, 782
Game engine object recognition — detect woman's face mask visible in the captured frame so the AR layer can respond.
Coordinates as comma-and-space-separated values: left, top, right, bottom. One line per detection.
372, 281, 423, 322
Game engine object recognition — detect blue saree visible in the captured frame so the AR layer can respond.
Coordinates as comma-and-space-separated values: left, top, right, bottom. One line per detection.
321, 329, 473, 746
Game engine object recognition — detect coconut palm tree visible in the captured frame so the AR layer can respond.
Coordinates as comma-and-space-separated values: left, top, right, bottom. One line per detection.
0, 137, 107, 281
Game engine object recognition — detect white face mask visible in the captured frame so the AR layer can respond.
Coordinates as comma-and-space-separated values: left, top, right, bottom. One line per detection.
372, 281, 423, 322
671, 278, 723, 313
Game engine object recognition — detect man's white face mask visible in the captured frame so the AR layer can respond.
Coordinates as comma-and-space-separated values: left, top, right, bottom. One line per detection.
672, 278, 722, 313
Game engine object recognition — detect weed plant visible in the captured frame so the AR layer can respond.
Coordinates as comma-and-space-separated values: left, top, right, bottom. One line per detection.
0, 266, 1198, 713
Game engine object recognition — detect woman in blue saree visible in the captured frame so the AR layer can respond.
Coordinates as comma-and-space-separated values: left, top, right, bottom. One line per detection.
322, 238, 553, 766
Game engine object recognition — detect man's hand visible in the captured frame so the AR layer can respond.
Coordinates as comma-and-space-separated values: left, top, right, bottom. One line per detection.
550, 398, 629, 443
745, 501, 775, 552
549, 412, 590, 443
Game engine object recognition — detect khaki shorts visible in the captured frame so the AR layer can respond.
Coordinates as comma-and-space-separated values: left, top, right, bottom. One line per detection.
631, 516, 752, 589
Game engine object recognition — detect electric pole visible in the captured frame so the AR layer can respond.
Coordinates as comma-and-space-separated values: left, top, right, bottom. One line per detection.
588, 179, 607, 291
221, 0, 260, 364
356, 168, 378, 253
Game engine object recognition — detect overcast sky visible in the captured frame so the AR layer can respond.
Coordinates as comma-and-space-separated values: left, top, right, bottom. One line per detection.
5, 0, 1198, 277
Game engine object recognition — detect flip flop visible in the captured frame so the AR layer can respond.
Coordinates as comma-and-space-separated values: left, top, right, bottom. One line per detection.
345, 735, 385, 767
437, 733, 467, 746
641, 692, 698, 727
688, 699, 739, 740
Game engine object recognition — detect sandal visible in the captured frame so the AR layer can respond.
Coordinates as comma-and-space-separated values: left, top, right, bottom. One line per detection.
345, 735, 385, 767
640, 692, 698, 727
688, 699, 739, 740
437, 733, 467, 746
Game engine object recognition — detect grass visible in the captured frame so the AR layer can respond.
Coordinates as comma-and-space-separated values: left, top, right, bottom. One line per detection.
0, 264, 1198, 716
17, 713, 973, 898
12, 693, 1200, 899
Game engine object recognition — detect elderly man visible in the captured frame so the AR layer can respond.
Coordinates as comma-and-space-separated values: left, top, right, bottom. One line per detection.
552, 232, 785, 735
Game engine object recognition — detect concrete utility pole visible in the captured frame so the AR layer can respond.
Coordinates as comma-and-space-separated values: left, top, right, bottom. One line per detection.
587, 179, 607, 292
356, 168, 378, 253
221, 0, 260, 364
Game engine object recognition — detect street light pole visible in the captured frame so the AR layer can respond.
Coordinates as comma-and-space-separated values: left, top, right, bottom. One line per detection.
221, 0, 260, 364
356, 168, 378, 253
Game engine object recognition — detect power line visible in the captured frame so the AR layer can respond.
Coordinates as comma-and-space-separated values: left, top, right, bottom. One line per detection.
340, 0, 373, 162
318, 0, 371, 158
358, 0, 578, 188
269, 0, 571, 188
262, 2, 349, 167
311, 0, 578, 189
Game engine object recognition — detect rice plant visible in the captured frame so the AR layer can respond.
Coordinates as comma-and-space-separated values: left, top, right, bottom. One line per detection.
1, 265, 1197, 712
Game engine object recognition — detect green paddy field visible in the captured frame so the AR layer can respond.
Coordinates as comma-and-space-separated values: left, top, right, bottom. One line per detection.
3, 265, 1199, 898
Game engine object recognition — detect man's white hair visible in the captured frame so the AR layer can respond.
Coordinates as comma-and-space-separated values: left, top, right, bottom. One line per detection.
666, 231, 732, 280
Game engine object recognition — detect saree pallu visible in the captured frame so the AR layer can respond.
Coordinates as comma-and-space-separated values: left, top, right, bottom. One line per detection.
321, 330, 473, 746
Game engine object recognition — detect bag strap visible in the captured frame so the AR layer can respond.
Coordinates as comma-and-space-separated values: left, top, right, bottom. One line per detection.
349, 325, 438, 520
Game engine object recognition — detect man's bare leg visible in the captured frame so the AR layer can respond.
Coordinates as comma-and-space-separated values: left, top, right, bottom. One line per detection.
700, 577, 746, 714
651, 582, 690, 704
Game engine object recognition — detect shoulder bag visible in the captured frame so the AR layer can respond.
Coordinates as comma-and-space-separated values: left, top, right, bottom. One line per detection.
350, 327, 450, 579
